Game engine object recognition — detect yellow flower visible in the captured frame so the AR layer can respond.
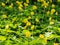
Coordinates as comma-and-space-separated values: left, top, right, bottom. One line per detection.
52, 4, 55, 8
31, 12, 34, 15
42, 1, 48, 8
47, 11, 50, 14
28, 16, 31, 19
56, 12, 58, 15
51, 9, 56, 14
2, 14, 7, 19
43, 38, 47, 44
31, 25, 35, 30
39, 34, 44, 39
16, 1, 20, 4
25, 31, 31, 37
32, 5, 37, 10
24, 3, 28, 7
54, 43, 58, 45
16, 1, 22, 5
50, 21, 54, 25
37, 0, 44, 2
5, 24, 9, 29
24, 26, 27, 29
37, 0, 41, 2
2, 2, 5, 6
26, 22, 31, 26
49, 0, 52, 3
35, 18, 39, 22
19, 4, 23, 7
0, 36, 6, 41
18, 6, 23, 11
9, 3, 13, 8
23, 19, 28, 23
57, 0, 60, 2
26, 0, 29, 3
49, 17, 52, 21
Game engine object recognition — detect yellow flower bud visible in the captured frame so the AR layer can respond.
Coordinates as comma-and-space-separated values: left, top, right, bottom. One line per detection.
35, 18, 39, 22
18, 6, 23, 11
37, 0, 41, 2
49, 0, 52, 3
9, 3, 13, 8
25, 31, 31, 37
50, 21, 54, 25
39, 34, 44, 39
51, 9, 56, 14
32, 5, 37, 10
57, 0, 60, 2
2, 2, 5, 6
54, 43, 58, 45
47, 11, 50, 14
26, 0, 29, 3
31, 25, 35, 30
23, 19, 28, 23
49, 17, 52, 21
24, 3, 28, 7
43, 38, 47, 44
5, 25, 9, 29
26, 22, 31, 26
52, 4, 55, 8
2, 14, 7, 19
56, 12, 58, 15
24, 26, 27, 29
31, 12, 34, 15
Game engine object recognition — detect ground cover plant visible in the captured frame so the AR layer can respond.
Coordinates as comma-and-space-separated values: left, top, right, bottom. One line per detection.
0, 0, 60, 45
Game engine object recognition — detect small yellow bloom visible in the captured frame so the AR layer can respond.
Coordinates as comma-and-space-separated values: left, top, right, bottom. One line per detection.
32, 5, 37, 10
52, 4, 55, 8
57, 0, 60, 2
43, 38, 47, 44
24, 26, 27, 29
2, 14, 7, 19
23, 19, 28, 23
37, 0, 41, 2
56, 12, 58, 15
39, 34, 44, 39
28, 16, 31, 19
5, 24, 9, 29
49, 17, 52, 21
16, 1, 20, 4
16, 1, 22, 5
51, 9, 56, 14
0, 36, 6, 41
26, 0, 29, 3
50, 21, 54, 25
31, 25, 35, 30
35, 18, 39, 22
25, 31, 31, 37
49, 0, 52, 3
2, 2, 5, 6
26, 22, 31, 26
42, 1, 48, 8
31, 12, 34, 15
9, 3, 13, 8
47, 11, 50, 14
24, 3, 28, 7
54, 43, 58, 45
19, 4, 23, 7
18, 6, 23, 11
38, 0, 44, 2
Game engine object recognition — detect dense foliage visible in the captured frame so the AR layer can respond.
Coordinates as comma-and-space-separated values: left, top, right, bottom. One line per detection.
0, 0, 60, 45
